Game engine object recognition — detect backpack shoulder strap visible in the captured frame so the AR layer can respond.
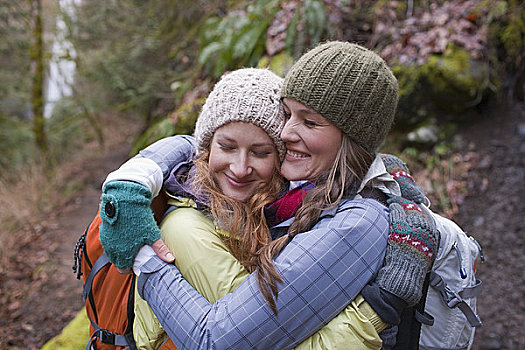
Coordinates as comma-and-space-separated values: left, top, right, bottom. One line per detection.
83, 252, 138, 350
82, 252, 110, 302
429, 271, 483, 327
392, 271, 432, 350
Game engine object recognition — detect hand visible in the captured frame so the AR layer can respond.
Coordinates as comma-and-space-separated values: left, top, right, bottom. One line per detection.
376, 195, 440, 306
388, 196, 438, 269
116, 239, 174, 274
99, 180, 161, 270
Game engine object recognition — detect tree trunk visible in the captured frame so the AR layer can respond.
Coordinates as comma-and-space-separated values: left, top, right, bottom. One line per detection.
29, 0, 47, 162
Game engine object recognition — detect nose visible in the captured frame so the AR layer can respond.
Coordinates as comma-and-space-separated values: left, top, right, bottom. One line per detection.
281, 118, 300, 143
230, 152, 252, 178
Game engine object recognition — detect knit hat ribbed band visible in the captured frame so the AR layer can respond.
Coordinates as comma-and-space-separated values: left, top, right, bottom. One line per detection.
281, 42, 399, 153
194, 68, 286, 160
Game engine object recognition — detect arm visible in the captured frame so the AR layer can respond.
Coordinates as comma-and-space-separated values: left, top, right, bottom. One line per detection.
99, 135, 196, 269
134, 286, 169, 350
137, 199, 389, 350
103, 135, 197, 194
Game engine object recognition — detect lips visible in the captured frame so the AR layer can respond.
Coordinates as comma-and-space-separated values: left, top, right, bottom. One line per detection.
224, 174, 253, 188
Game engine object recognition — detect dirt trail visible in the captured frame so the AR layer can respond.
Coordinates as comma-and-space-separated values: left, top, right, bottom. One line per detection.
455, 101, 525, 350
0, 144, 131, 350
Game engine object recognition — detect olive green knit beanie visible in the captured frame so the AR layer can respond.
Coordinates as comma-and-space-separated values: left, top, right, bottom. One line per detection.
281, 41, 399, 153
194, 68, 286, 160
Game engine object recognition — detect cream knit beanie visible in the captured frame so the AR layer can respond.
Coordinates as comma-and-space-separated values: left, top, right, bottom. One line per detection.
194, 68, 286, 160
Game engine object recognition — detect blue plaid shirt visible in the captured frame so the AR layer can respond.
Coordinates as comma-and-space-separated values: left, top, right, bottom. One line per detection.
138, 198, 389, 349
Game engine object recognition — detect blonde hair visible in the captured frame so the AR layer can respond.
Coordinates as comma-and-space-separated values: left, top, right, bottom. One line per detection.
192, 147, 285, 313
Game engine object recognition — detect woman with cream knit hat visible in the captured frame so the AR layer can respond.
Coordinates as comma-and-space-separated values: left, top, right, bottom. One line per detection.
100, 42, 438, 349
130, 67, 287, 348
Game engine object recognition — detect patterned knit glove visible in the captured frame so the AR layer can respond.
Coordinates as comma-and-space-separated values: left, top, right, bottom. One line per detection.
381, 154, 427, 204
99, 180, 161, 270
376, 195, 439, 306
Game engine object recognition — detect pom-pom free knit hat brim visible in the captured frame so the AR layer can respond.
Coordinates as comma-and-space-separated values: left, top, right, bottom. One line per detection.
194, 68, 286, 160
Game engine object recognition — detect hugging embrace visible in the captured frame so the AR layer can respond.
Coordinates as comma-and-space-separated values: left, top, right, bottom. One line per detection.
98, 41, 439, 350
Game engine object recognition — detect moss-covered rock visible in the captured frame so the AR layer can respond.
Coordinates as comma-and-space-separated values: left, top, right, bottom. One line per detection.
393, 44, 490, 126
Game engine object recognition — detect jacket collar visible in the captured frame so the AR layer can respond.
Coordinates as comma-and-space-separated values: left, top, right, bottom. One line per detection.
357, 155, 400, 197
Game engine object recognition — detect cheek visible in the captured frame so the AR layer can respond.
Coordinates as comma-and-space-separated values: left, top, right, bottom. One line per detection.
322, 140, 341, 163
316, 131, 341, 159
208, 149, 227, 174
256, 158, 277, 183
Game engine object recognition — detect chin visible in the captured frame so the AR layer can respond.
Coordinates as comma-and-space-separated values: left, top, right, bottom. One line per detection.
281, 165, 304, 182
225, 191, 249, 202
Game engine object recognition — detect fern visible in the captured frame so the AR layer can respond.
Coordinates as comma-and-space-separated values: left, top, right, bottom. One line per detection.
304, 0, 327, 46
198, 0, 279, 78
285, 0, 329, 59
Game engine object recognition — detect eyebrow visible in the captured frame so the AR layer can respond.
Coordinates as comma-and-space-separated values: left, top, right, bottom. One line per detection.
216, 135, 274, 148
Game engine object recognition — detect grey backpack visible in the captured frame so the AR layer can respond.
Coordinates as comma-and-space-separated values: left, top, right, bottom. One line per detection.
419, 209, 484, 350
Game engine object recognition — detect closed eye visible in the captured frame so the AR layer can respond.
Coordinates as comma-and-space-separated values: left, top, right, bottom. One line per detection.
252, 150, 271, 157
304, 119, 318, 127
218, 143, 235, 151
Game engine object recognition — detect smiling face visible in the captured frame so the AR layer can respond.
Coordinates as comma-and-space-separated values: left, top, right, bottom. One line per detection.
208, 122, 279, 202
280, 98, 343, 182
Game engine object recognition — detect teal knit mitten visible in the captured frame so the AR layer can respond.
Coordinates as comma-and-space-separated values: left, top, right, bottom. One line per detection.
99, 180, 161, 270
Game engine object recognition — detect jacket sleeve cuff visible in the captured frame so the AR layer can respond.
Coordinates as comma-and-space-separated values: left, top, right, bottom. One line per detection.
362, 281, 407, 325
137, 255, 169, 299
103, 158, 163, 197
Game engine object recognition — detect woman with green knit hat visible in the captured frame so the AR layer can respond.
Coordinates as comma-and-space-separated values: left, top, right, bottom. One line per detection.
99, 41, 438, 349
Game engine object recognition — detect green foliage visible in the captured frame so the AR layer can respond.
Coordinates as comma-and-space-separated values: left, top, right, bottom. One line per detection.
487, 0, 525, 69
64, 0, 209, 122
132, 119, 177, 156
285, 0, 330, 60
257, 51, 295, 77
0, 114, 35, 173
198, 0, 280, 78
0, 2, 31, 119
486, 0, 525, 99
132, 97, 206, 155
45, 97, 85, 162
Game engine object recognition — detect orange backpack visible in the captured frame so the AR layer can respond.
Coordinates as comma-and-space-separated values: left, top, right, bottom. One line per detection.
73, 192, 177, 350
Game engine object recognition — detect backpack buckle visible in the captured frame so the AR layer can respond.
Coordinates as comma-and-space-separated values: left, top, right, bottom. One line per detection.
100, 329, 116, 345
444, 287, 462, 308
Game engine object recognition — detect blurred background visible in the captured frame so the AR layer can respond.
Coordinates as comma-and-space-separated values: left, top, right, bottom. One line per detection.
0, 0, 523, 349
